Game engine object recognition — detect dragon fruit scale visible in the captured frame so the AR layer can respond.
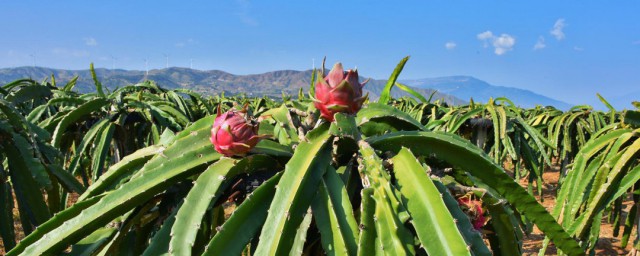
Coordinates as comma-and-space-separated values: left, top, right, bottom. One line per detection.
210, 108, 263, 157
314, 62, 368, 122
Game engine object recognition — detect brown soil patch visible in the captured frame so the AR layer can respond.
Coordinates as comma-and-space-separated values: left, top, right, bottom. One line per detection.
519, 165, 635, 255
0, 191, 80, 255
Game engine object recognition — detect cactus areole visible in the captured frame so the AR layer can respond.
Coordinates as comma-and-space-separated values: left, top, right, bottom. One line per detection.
210, 108, 262, 156
314, 62, 368, 122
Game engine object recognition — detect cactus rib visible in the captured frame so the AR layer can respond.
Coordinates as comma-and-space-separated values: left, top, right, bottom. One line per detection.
393, 147, 471, 256
10, 124, 220, 255
254, 123, 332, 255
368, 131, 584, 255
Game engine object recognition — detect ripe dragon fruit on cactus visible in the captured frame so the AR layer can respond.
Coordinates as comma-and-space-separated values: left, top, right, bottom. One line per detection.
210, 108, 263, 157
314, 62, 368, 122
457, 196, 486, 231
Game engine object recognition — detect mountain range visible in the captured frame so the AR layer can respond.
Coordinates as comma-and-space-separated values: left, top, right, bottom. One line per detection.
402, 76, 572, 110
0, 67, 464, 105
0, 66, 574, 109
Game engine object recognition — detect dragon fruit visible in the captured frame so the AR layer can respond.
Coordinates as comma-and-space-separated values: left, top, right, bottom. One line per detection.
457, 196, 486, 231
314, 62, 368, 122
210, 108, 263, 157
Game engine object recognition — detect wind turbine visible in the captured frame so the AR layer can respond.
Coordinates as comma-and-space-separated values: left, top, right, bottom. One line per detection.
163, 54, 169, 68
29, 54, 36, 67
110, 55, 117, 70
144, 58, 149, 76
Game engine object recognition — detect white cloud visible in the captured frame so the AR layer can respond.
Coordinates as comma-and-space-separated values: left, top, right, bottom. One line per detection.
175, 38, 198, 48
550, 19, 566, 40
84, 37, 98, 46
533, 36, 546, 50
52, 48, 90, 57
477, 31, 516, 55
477, 31, 494, 47
445, 41, 457, 50
235, 0, 258, 26
477, 31, 493, 40
493, 34, 515, 55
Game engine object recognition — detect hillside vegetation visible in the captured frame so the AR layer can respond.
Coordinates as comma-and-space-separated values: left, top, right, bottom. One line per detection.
0, 66, 464, 105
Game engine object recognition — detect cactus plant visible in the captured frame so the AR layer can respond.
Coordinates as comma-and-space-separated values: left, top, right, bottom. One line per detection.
4, 59, 621, 256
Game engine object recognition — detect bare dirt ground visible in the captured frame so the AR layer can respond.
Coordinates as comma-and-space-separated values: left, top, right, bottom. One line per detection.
0, 192, 79, 255
0, 167, 635, 255
519, 166, 634, 255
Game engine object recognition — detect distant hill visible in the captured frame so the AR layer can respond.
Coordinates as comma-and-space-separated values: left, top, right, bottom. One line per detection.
593, 90, 640, 111
0, 66, 464, 105
401, 76, 572, 110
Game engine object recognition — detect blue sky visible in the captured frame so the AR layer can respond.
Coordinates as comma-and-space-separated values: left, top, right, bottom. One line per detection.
1, 1, 639, 108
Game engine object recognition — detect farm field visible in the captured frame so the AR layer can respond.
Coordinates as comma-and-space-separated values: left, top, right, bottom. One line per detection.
1, 60, 639, 255
2, 160, 638, 255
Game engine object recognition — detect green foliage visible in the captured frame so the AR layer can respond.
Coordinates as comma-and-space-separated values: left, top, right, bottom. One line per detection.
378, 56, 410, 104
393, 147, 470, 255
5, 61, 637, 255
255, 123, 332, 255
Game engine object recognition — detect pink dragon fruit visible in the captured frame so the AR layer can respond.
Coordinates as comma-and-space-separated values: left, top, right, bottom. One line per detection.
457, 196, 486, 231
314, 62, 368, 122
210, 108, 263, 157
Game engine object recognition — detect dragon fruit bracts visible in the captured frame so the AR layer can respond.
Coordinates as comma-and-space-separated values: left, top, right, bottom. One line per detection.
314, 62, 368, 122
210, 108, 263, 157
